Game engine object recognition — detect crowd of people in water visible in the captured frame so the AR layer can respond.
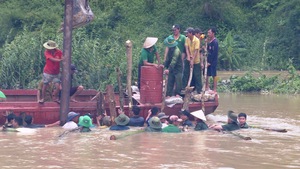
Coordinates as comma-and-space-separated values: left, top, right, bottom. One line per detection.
2, 105, 248, 134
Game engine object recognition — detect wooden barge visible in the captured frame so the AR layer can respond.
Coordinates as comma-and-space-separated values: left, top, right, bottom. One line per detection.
0, 89, 218, 125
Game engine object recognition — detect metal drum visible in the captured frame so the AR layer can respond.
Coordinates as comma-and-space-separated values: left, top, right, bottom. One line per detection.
140, 66, 163, 104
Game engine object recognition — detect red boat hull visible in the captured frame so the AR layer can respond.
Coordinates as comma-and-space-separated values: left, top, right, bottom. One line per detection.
0, 89, 218, 125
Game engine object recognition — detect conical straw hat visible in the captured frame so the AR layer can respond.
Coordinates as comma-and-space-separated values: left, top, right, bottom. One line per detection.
191, 110, 207, 121
0, 91, 6, 99
143, 37, 158, 48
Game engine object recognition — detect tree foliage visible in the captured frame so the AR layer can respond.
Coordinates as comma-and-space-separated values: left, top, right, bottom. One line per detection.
0, 0, 299, 90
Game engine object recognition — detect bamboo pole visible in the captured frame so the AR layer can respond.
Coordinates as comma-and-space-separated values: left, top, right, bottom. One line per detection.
182, 64, 194, 111
200, 41, 208, 114
161, 74, 168, 112
250, 126, 288, 133
227, 131, 252, 140
126, 40, 133, 111
217, 121, 288, 133
110, 130, 145, 140
60, 0, 73, 125
116, 68, 124, 112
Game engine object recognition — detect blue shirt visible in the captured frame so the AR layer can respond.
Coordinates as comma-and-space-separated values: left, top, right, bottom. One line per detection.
128, 116, 145, 127
182, 120, 194, 127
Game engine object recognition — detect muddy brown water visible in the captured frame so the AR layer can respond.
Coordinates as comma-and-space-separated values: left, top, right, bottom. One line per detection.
1, 92, 299, 169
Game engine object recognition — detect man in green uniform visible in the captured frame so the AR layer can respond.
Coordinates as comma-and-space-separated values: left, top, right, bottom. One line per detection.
238, 112, 249, 129
164, 24, 186, 62
162, 115, 182, 133
210, 111, 240, 131
163, 36, 183, 97
138, 37, 162, 89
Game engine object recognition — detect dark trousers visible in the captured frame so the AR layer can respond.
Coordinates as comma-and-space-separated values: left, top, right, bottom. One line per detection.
182, 59, 190, 89
182, 60, 202, 93
192, 63, 202, 93
166, 71, 182, 97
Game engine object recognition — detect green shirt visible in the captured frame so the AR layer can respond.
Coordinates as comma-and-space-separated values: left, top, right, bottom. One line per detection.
194, 121, 208, 131
139, 45, 157, 66
162, 124, 181, 133
240, 123, 249, 129
222, 123, 240, 131
164, 47, 182, 74
173, 34, 186, 54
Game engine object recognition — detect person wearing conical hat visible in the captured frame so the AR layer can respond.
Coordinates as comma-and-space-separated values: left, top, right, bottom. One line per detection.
137, 37, 162, 89
0, 90, 6, 102
163, 35, 183, 98
39, 40, 64, 103
209, 110, 240, 131
191, 110, 208, 131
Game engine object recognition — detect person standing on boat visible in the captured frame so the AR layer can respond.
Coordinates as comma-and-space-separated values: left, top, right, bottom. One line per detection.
55, 64, 84, 103
163, 36, 183, 98
128, 105, 145, 127
138, 37, 162, 89
238, 112, 249, 129
183, 27, 202, 94
164, 24, 186, 62
205, 27, 218, 92
39, 40, 63, 103
37, 80, 59, 102
209, 111, 240, 131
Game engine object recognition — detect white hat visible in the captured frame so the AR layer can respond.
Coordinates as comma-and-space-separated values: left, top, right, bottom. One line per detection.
143, 37, 158, 48
43, 40, 58, 49
191, 110, 207, 121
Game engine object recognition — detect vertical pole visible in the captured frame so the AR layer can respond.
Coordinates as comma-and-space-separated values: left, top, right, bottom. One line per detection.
126, 40, 133, 111
60, 0, 73, 124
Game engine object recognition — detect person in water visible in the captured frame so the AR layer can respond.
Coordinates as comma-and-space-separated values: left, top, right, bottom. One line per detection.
238, 112, 249, 129
209, 111, 240, 131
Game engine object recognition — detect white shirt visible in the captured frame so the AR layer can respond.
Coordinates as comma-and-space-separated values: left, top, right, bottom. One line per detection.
62, 121, 78, 130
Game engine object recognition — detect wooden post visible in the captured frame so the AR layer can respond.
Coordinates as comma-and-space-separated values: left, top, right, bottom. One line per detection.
182, 66, 194, 111
106, 85, 117, 124
96, 92, 105, 115
161, 74, 168, 112
126, 40, 133, 111
116, 68, 124, 112
60, 0, 73, 125
200, 41, 208, 113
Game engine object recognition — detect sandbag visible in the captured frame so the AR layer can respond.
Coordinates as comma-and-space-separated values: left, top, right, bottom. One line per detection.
60, 0, 94, 31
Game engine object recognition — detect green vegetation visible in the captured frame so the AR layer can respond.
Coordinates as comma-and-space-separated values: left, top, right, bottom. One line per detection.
0, 0, 299, 93
218, 61, 300, 94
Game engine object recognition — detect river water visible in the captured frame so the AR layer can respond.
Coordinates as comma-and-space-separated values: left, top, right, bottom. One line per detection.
1, 93, 299, 169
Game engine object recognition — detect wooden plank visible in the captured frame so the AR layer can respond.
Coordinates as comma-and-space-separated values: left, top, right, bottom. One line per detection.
106, 85, 117, 123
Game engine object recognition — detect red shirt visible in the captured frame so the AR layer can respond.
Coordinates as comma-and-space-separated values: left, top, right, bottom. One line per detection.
43, 49, 63, 75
